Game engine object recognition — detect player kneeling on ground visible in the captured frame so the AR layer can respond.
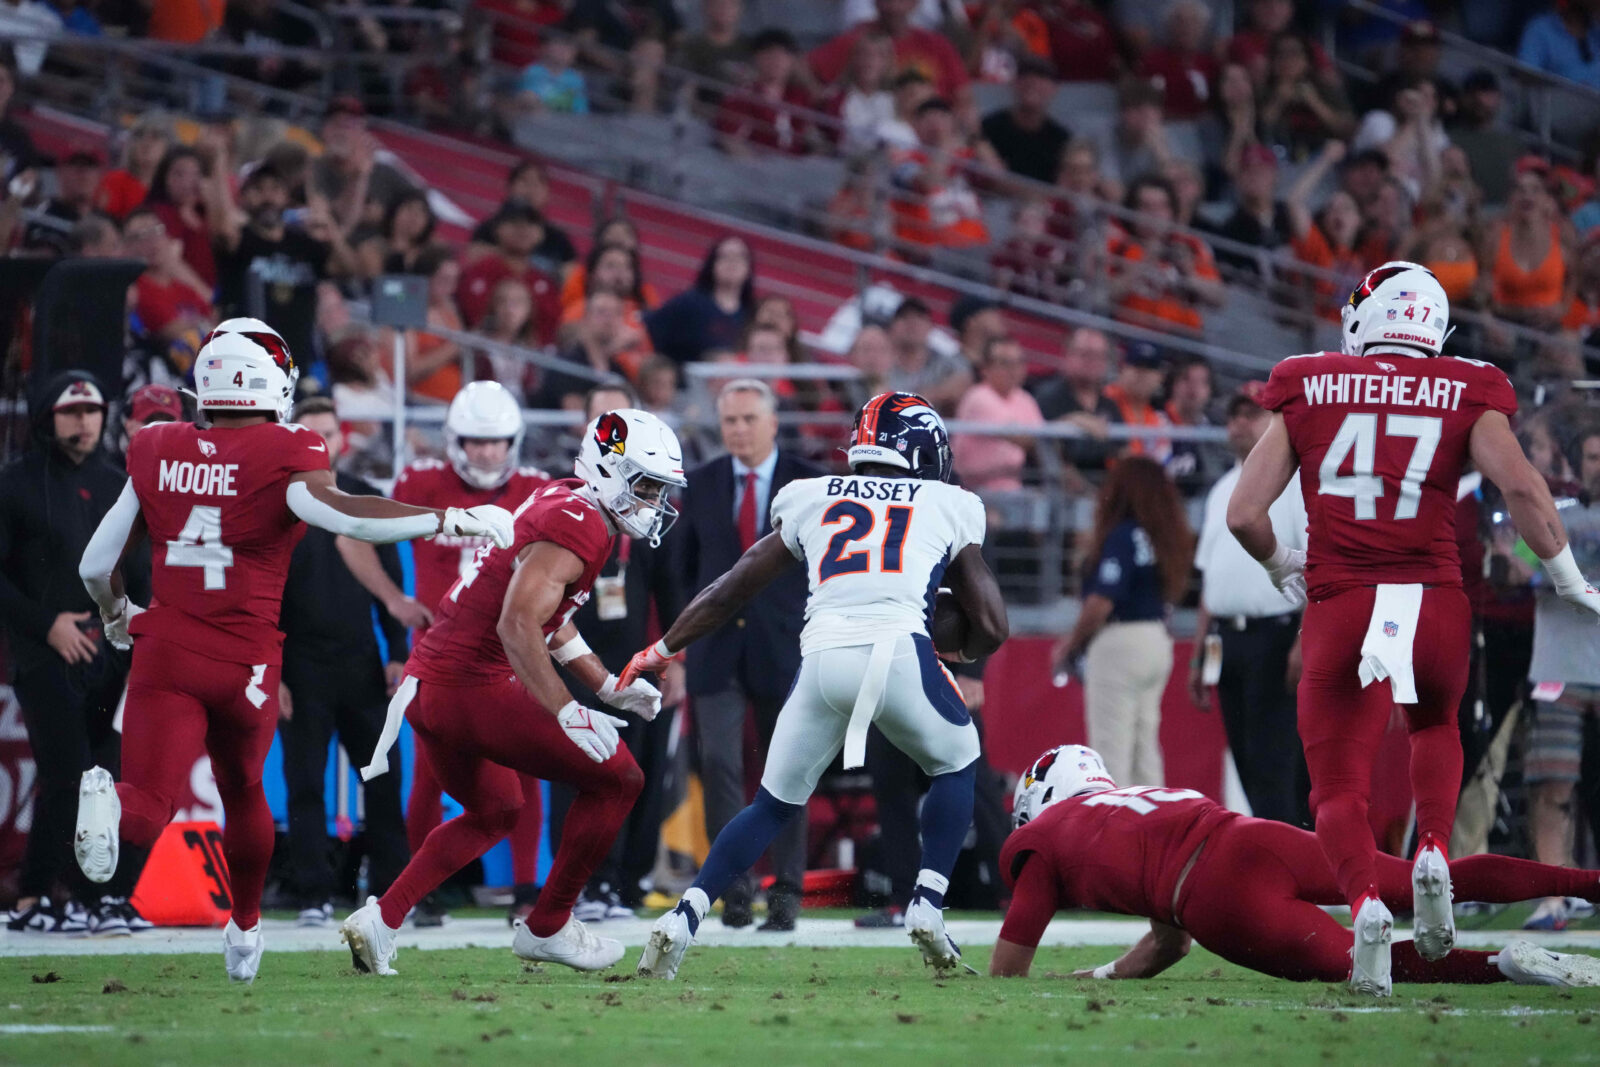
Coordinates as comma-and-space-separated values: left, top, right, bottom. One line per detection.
626, 391, 1009, 979
990, 745, 1600, 989
340, 409, 684, 976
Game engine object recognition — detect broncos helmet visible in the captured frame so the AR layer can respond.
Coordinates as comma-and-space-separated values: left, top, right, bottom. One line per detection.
846, 391, 953, 481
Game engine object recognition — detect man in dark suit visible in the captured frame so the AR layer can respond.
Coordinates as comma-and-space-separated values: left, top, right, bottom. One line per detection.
670, 378, 822, 931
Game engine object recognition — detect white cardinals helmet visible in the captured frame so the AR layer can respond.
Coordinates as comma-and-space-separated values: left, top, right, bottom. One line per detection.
575, 408, 686, 546
194, 318, 298, 420
445, 381, 525, 490
1012, 745, 1116, 829
1340, 260, 1453, 358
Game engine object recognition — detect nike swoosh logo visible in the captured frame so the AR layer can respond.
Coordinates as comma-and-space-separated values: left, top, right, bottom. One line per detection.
309, 442, 327, 452
561, 508, 585, 522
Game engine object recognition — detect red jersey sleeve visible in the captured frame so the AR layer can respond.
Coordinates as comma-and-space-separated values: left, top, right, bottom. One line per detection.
278, 423, 333, 476
997, 853, 1061, 951
524, 494, 611, 570
1462, 359, 1517, 420
1260, 354, 1313, 413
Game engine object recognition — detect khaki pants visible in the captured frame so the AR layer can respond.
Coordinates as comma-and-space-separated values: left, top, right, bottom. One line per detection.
1084, 621, 1172, 788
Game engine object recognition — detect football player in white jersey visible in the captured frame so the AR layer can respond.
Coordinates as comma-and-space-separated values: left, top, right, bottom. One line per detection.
622, 391, 1009, 978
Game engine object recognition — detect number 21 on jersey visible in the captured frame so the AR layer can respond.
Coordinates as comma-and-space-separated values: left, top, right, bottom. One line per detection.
818, 501, 913, 582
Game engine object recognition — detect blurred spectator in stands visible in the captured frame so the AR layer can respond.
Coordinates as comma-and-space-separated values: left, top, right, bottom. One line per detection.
310, 99, 419, 234
845, 322, 894, 402
517, 33, 589, 114
67, 215, 122, 258
1043, 0, 1118, 84
1049, 136, 1118, 247
1197, 61, 1259, 199
1357, 174, 1411, 264
475, 0, 566, 69
0, 54, 39, 181
557, 215, 643, 307
213, 165, 352, 367
405, 246, 465, 404
1518, 0, 1600, 91
20, 147, 104, 256
559, 247, 653, 375
635, 355, 683, 418
1375, 22, 1457, 115
825, 155, 879, 252
567, 0, 679, 114
884, 295, 970, 412
1338, 144, 1389, 215
715, 29, 813, 156
142, 144, 216, 287
952, 335, 1043, 492
1562, 235, 1600, 342
1402, 174, 1484, 317
95, 115, 169, 222
542, 289, 635, 408
326, 327, 400, 442
645, 234, 755, 363
981, 55, 1068, 186
457, 201, 561, 343
1163, 157, 1203, 229
1484, 161, 1572, 332
823, 29, 897, 158
1288, 143, 1363, 321
1103, 340, 1170, 462
991, 196, 1070, 301
346, 224, 387, 288
147, 0, 224, 44
1106, 173, 1223, 336
119, 385, 183, 462
1161, 352, 1224, 491
407, 32, 496, 137
468, 159, 578, 277
1053, 455, 1193, 788
949, 295, 1005, 371
379, 190, 435, 274
1449, 69, 1523, 209
1259, 33, 1353, 161
674, 0, 750, 88
125, 206, 213, 369
878, 68, 934, 151
888, 96, 996, 253
809, 0, 971, 112
1352, 73, 1447, 202
753, 294, 803, 360
1092, 78, 1173, 191
219, 0, 320, 92
1034, 325, 1113, 423
0, 0, 61, 77
1210, 143, 1289, 276
470, 271, 545, 384
1224, 0, 1331, 88
1138, 0, 1217, 121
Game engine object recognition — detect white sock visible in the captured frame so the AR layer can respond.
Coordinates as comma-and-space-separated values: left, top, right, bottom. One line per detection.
681, 887, 710, 923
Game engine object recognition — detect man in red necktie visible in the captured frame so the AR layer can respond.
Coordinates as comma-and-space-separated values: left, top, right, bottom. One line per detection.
665, 379, 824, 931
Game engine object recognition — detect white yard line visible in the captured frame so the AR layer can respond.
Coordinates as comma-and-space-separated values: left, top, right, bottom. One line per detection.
3, 917, 1597, 958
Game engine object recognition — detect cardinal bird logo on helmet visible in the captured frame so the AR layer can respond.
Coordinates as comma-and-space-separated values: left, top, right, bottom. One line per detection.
203, 327, 295, 372
594, 412, 629, 457
1024, 748, 1060, 788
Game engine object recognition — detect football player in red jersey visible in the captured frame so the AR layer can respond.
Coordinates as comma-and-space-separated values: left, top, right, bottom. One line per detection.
1227, 262, 1600, 995
390, 381, 550, 924
340, 408, 685, 976
71, 319, 516, 983
991, 746, 1600, 988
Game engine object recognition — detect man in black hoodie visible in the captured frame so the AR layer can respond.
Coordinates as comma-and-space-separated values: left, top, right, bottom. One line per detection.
0, 370, 150, 934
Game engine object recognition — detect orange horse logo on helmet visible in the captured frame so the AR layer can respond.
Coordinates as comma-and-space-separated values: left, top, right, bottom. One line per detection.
595, 412, 629, 456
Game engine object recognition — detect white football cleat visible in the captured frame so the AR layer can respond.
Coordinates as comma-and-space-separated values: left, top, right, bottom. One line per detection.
223, 919, 264, 983
1411, 843, 1455, 961
637, 908, 693, 980
512, 916, 623, 972
74, 767, 120, 884
906, 897, 963, 973
1349, 896, 1394, 997
341, 896, 399, 976
1495, 939, 1600, 987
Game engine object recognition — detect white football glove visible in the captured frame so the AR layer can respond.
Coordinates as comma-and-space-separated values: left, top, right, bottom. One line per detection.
1542, 545, 1600, 620
101, 597, 143, 651
1263, 542, 1307, 608
441, 505, 515, 549
556, 702, 629, 763
598, 673, 662, 721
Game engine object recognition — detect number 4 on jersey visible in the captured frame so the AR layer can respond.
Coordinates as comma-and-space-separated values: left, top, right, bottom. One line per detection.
167, 504, 234, 589
1318, 413, 1442, 521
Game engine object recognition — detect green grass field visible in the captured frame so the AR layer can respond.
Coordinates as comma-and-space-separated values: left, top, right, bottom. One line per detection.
3, 942, 1598, 1067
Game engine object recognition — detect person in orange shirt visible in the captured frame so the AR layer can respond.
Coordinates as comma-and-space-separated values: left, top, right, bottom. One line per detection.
888, 97, 1001, 253
1484, 162, 1572, 331
1106, 174, 1224, 334
406, 247, 467, 404
1561, 234, 1600, 339
558, 216, 657, 311
1100, 341, 1171, 464
559, 242, 653, 362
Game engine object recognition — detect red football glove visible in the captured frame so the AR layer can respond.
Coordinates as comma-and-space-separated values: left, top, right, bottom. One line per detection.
620, 639, 680, 689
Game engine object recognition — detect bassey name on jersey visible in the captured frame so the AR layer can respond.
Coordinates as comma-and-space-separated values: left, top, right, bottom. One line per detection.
1301, 373, 1470, 411
158, 459, 240, 496
824, 477, 927, 502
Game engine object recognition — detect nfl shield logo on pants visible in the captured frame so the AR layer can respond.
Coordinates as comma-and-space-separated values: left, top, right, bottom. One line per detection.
1383, 620, 1399, 637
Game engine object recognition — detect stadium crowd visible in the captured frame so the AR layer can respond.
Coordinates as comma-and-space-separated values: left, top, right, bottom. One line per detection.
2, 0, 1599, 937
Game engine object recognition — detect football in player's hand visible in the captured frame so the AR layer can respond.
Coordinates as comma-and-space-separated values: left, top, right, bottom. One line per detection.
931, 590, 971, 657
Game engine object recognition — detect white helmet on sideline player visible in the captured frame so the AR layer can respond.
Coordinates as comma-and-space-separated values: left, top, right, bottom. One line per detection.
445, 381, 525, 490
1012, 745, 1116, 829
194, 318, 298, 420
574, 409, 686, 547
1340, 261, 1454, 358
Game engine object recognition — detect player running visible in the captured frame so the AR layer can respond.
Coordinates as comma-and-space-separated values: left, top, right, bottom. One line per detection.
627, 391, 1009, 979
72, 319, 514, 983
1227, 261, 1600, 995
340, 409, 683, 976
991, 745, 1600, 989
390, 381, 550, 924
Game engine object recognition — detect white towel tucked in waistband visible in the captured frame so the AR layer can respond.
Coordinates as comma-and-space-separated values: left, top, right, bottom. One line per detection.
841, 638, 897, 770
1358, 583, 1423, 704
362, 674, 418, 781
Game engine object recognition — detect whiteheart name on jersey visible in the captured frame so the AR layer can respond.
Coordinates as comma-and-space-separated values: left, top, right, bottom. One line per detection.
158, 459, 240, 496
1301, 372, 1469, 411
824, 477, 927, 502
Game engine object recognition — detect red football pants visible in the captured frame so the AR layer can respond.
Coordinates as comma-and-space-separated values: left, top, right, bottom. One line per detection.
1298, 585, 1470, 909
1179, 817, 1600, 983
406, 747, 544, 886
378, 677, 643, 935
118, 637, 280, 930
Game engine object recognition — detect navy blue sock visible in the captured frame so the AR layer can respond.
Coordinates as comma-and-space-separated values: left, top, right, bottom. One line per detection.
684, 788, 803, 924
911, 761, 976, 909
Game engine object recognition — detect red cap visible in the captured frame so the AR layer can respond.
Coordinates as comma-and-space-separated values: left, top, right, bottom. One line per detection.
129, 383, 183, 423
